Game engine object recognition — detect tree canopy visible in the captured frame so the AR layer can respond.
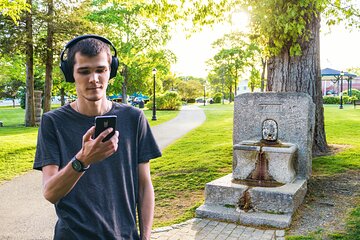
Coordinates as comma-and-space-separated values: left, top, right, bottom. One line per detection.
0, 0, 29, 23
207, 32, 261, 99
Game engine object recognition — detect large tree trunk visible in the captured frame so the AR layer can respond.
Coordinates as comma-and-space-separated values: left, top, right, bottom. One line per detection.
267, 13, 328, 156
25, 0, 35, 127
43, 0, 54, 113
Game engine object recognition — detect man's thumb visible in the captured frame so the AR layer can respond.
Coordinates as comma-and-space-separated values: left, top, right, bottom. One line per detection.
83, 126, 95, 142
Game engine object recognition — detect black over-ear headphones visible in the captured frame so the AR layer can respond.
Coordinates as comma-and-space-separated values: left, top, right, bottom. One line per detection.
59, 34, 119, 82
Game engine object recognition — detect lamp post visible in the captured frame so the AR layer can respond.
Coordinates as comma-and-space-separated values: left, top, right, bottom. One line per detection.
340, 71, 344, 109
203, 84, 206, 106
152, 68, 157, 120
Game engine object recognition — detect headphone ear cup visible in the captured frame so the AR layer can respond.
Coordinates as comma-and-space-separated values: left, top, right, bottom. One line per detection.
60, 60, 75, 82
110, 56, 119, 79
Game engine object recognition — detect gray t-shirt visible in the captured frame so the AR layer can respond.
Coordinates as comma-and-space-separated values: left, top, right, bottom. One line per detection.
33, 102, 161, 240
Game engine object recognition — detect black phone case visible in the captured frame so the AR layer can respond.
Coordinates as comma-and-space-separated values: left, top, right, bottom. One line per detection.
94, 115, 117, 142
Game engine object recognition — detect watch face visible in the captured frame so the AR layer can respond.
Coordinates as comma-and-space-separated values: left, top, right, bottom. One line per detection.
72, 159, 83, 172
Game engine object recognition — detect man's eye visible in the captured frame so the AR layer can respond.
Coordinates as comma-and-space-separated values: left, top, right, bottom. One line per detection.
96, 68, 107, 73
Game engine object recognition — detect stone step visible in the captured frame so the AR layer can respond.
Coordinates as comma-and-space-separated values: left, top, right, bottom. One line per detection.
196, 204, 292, 229
204, 174, 307, 214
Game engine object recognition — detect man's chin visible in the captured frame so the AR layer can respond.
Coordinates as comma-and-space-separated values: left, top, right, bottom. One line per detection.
83, 95, 104, 102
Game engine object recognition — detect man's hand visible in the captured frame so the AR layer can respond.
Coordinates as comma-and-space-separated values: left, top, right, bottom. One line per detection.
42, 126, 119, 204
76, 126, 119, 166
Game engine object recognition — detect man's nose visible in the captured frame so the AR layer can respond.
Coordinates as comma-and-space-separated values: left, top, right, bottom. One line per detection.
89, 72, 100, 83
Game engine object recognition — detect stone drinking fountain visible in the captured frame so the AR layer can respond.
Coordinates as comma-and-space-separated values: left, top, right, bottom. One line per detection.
233, 119, 297, 186
196, 92, 315, 228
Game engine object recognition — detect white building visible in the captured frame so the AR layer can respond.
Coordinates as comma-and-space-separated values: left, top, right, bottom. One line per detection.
236, 79, 261, 95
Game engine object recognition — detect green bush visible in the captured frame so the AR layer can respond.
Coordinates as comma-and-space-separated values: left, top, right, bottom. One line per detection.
212, 92, 222, 103
323, 96, 339, 104
323, 95, 358, 104
187, 98, 196, 103
343, 89, 360, 99
146, 91, 182, 110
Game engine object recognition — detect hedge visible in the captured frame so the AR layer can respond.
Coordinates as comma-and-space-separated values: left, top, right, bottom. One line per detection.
323, 95, 358, 104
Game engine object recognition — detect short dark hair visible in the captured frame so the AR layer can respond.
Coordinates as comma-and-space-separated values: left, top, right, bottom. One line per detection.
67, 38, 111, 73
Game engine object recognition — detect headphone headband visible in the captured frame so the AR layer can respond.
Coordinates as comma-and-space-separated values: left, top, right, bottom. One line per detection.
60, 34, 117, 62
60, 34, 119, 82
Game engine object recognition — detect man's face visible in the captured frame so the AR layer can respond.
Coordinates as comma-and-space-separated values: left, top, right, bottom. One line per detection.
73, 51, 111, 102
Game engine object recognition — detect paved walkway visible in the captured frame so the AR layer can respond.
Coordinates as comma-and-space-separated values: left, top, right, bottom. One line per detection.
151, 105, 206, 149
151, 218, 285, 240
0, 105, 284, 239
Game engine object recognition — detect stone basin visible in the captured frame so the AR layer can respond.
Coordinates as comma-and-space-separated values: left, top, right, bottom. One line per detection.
233, 140, 297, 184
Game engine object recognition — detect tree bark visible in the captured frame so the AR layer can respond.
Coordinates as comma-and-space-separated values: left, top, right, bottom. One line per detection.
261, 58, 266, 92
267, 13, 328, 156
43, 0, 54, 113
229, 84, 233, 103
60, 87, 65, 106
25, 0, 35, 127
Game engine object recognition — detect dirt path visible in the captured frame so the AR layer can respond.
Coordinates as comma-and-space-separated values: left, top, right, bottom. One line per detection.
288, 170, 360, 236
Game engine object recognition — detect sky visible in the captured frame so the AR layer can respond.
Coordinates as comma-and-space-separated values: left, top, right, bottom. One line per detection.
166, 14, 360, 78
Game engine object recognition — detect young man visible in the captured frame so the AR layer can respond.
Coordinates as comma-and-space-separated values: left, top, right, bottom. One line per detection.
33, 35, 161, 239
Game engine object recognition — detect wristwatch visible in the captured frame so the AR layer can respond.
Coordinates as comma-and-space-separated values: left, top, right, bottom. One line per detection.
71, 156, 90, 172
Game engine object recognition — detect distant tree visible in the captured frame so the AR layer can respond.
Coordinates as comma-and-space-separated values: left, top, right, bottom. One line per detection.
248, 67, 261, 92
207, 32, 260, 101
0, 55, 26, 107
162, 74, 180, 92
347, 67, 360, 76
177, 79, 203, 102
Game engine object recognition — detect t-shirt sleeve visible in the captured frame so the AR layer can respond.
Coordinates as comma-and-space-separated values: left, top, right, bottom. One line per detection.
33, 114, 61, 170
137, 111, 162, 163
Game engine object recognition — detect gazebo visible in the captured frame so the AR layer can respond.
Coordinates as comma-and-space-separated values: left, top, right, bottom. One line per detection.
321, 68, 357, 96
321, 68, 357, 109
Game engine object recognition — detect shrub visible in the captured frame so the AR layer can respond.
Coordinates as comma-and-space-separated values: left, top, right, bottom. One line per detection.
187, 98, 196, 103
146, 91, 182, 110
343, 89, 360, 99
213, 92, 222, 103
323, 95, 358, 104
323, 96, 339, 104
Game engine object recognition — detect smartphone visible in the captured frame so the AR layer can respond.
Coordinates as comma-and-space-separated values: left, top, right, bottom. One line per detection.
94, 115, 117, 142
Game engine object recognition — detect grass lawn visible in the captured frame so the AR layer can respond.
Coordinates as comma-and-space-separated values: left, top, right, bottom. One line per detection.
0, 105, 179, 182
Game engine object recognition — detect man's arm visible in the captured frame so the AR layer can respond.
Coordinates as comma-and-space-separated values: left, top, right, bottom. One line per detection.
42, 126, 119, 204
138, 162, 155, 240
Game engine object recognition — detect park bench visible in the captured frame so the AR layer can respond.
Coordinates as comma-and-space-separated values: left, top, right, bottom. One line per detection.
354, 100, 360, 109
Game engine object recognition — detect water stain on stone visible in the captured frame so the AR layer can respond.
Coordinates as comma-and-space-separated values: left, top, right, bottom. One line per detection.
238, 188, 252, 212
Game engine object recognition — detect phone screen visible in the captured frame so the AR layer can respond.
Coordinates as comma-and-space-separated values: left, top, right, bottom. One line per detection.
94, 115, 117, 142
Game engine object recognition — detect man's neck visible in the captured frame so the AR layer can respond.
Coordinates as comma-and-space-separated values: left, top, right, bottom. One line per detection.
72, 98, 111, 116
